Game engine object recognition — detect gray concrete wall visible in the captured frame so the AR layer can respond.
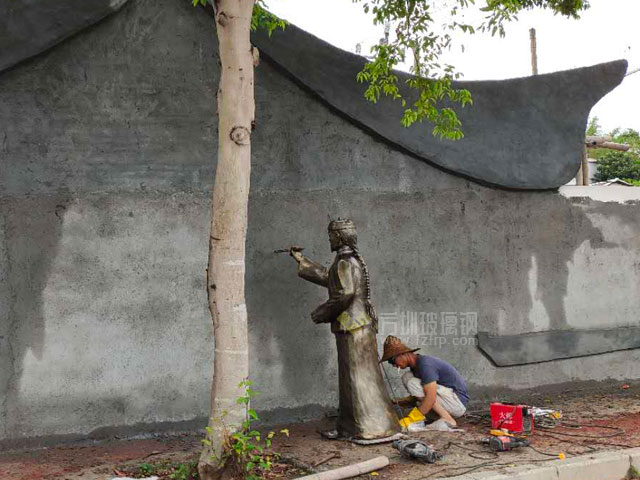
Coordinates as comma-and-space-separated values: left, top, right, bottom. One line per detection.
1, 0, 639, 446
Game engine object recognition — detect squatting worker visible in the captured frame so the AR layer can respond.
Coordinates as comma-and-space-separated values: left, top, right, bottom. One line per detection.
380, 335, 469, 428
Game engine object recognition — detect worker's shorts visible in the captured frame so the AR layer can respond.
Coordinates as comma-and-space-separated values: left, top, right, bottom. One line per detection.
401, 371, 466, 418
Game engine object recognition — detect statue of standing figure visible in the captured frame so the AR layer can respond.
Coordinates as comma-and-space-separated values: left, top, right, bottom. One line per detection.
289, 219, 400, 440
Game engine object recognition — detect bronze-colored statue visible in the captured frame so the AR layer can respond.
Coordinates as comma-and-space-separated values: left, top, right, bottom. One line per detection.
290, 219, 400, 440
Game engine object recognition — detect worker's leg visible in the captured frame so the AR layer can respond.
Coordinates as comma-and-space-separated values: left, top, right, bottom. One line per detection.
431, 399, 457, 426
401, 373, 466, 425
401, 371, 424, 398
433, 385, 466, 426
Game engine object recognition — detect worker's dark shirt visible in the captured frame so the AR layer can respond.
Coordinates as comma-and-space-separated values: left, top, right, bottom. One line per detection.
411, 354, 469, 406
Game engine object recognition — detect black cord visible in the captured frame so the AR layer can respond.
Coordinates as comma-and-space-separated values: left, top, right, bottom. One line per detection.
419, 456, 559, 480
539, 423, 625, 439
527, 444, 561, 457
379, 357, 404, 423
447, 441, 500, 460
536, 430, 635, 449
420, 410, 636, 479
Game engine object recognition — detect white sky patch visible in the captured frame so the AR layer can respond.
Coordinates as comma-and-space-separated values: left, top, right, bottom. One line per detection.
265, 0, 640, 133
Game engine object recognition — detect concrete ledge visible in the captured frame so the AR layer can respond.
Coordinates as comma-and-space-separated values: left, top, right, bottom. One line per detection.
560, 186, 640, 204
437, 448, 640, 480
628, 447, 640, 475
553, 451, 631, 480
467, 464, 559, 480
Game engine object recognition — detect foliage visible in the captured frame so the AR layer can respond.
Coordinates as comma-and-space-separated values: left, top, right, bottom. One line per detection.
612, 128, 640, 153
127, 460, 199, 479
169, 461, 199, 480
592, 150, 640, 183
202, 380, 289, 480
191, 0, 287, 37
585, 118, 640, 183
352, 0, 589, 139
139, 463, 156, 476
589, 127, 640, 161
192, 0, 587, 140
588, 126, 640, 184
586, 116, 601, 136
251, 0, 288, 36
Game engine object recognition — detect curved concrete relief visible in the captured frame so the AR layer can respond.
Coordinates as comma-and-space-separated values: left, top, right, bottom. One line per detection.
252, 24, 627, 190
0, 3, 626, 189
0, 0, 129, 73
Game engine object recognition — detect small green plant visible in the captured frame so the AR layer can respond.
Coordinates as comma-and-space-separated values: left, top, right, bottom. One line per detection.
203, 380, 289, 480
139, 463, 155, 475
169, 461, 199, 480
129, 460, 198, 480
629, 465, 640, 479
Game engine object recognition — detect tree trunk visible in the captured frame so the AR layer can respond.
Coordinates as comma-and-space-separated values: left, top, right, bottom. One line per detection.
581, 146, 589, 186
199, 1, 255, 478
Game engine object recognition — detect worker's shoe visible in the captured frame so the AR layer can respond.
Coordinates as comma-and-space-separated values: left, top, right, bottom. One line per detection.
399, 407, 425, 429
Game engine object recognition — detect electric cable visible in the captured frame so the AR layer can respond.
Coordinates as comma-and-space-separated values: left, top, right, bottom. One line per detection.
419, 455, 560, 480
538, 423, 625, 439
380, 357, 404, 423
526, 444, 561, 457
446, 441, 499, 460
625, 66, 640, 77
535, 430, 635, 449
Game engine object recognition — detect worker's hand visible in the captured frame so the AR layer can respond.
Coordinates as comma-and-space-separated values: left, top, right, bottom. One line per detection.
289, 247, 304, 263
399, 407, 425, 429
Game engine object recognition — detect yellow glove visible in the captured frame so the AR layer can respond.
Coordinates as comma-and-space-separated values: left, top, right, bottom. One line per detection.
399, 407, 425, 428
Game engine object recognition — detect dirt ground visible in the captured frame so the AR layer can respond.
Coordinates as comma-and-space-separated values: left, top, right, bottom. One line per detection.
2, 386, 640, 480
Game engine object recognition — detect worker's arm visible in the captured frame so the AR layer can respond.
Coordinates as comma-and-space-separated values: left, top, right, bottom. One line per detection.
417, 381, 438, 416
399, 381, 438, 428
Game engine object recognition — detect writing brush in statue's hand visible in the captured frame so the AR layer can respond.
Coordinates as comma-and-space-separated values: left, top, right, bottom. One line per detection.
289, 247, 304, 263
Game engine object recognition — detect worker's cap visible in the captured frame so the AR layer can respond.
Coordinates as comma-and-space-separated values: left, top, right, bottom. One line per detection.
379, 335, 419, 363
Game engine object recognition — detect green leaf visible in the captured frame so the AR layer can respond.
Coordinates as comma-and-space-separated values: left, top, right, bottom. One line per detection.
352, 0, 587, 139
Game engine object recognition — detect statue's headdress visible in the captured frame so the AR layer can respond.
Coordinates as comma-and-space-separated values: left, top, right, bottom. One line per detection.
328, 218, 356, 233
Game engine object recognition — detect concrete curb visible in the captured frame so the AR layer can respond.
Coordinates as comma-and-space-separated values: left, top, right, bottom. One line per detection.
444, 447, 640, 480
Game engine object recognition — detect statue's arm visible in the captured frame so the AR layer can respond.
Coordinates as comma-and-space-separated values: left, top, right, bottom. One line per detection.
311, 259, 355, 324
297, 256, 329, 287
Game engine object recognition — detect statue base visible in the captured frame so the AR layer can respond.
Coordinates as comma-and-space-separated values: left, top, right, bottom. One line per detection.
320, 429, 406, 445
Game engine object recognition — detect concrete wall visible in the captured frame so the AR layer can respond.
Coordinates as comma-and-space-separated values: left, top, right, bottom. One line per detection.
1, 0, 639, 446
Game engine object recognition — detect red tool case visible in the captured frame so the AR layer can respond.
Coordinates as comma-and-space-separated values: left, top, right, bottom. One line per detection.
490, 403, 534, 434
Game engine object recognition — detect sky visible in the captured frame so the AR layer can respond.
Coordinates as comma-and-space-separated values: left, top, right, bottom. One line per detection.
264, 0, 640, 135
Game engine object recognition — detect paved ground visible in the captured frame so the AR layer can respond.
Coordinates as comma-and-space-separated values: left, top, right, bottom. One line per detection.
2, 386, 639, 480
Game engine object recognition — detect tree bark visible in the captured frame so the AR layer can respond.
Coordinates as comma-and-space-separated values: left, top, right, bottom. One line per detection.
198, 1, 255, 478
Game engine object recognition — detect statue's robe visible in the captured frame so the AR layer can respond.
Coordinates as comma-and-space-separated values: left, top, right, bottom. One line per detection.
298, 247, 400, 439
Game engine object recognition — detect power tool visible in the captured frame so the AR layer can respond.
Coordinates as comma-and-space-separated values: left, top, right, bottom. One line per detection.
393, 439, 442, 463
488, 435, 530, 452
